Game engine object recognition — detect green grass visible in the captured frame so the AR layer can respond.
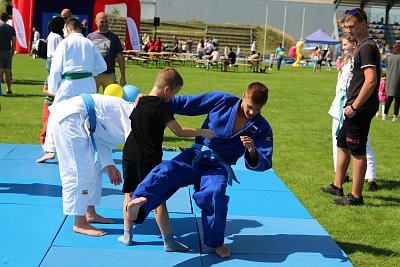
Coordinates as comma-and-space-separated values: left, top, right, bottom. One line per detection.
1, 55, 400, 266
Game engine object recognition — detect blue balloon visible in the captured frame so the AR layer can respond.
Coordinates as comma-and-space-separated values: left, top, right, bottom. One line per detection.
122, 85, 141, 102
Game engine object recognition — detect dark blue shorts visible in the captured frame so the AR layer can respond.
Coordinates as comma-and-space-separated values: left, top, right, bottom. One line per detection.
337, 112, 375, 156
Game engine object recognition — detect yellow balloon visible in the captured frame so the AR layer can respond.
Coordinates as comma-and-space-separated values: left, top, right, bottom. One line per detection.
104, 84, 123, 98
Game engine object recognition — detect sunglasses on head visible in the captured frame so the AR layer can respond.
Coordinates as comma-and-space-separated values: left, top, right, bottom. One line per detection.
345, 9, 367, 21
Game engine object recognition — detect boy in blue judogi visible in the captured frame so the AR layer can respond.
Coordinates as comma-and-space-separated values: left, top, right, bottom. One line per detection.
128, 82, 273, 258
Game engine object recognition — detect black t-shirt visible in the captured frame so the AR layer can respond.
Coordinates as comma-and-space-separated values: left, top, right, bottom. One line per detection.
87, 31, 123, 74
123, 96, 174, 162
0, 23, 16, 52
346, 38, 380, 113
228, 51, 236, 64
172, 39, 179, 53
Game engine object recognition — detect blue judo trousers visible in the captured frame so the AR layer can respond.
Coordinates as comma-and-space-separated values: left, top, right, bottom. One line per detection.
132, 92, 273, 248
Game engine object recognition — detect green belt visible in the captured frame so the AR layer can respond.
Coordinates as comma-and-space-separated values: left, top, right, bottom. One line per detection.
62, 72, 92, 80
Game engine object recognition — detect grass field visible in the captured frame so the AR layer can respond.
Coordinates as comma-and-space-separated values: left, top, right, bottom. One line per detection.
1, 55, 399, 266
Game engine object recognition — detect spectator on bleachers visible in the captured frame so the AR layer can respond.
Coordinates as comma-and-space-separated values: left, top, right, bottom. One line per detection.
142, 33, 149, 46
205, 48, 220, 70
196, 39, 205, 59
205, 39, 214, 55
148, 38, 155, 52
182, 41, 187, 53
248, 52, 260, 72
171, 35, 179, 53
212, 37, 219, 50
236, 46, 241, 57
187, 37, 193, 53
251, 40, 256, 54
223, 47, 236, 72
155, 37, 162, 52
383, 42, 400, 122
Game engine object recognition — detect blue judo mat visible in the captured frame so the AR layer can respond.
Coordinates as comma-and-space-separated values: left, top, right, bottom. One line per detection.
0, 144, 353, 267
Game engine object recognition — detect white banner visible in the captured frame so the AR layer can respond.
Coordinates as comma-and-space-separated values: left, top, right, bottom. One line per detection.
12, 7, 27, 49
126, 17, 140, 51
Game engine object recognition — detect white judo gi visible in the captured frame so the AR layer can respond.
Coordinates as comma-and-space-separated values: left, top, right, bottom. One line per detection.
44, 32, 107, 153
48, 32, 106, 103
49, 94, 134, 215
328, 58, 376, 180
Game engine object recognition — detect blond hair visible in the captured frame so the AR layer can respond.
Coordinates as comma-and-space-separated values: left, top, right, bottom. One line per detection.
339, 34, 357, 74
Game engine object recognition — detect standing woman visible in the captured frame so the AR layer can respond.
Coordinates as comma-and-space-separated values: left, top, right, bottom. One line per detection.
383, 42, 400, 122
326, 34, 378, 193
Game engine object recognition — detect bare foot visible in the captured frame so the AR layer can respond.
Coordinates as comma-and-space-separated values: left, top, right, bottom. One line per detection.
73, 223, 107, 237
127, 197, 147, 221
214, 245, 230, 258
36, 152, 55, 163
86, 213, 115, 224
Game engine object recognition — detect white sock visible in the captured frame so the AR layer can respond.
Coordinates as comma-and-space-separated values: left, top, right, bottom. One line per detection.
162, 232, 189, 252
117, 227, 133, 246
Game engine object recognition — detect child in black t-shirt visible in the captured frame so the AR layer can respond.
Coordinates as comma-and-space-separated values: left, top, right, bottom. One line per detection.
118, 67, 215, 250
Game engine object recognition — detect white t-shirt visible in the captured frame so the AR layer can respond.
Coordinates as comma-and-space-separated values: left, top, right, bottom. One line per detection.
47, 32, 63, 58
33, 31, 40, 42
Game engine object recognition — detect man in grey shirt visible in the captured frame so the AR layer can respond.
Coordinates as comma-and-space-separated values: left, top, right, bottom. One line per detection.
87, 12, 126, 92
0, 12, 16, 94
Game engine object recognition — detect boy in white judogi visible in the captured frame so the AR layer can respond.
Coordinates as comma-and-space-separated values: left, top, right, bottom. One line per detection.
39, 18, 106, 160
48, 18, 106, 103
49, 94, 134, 236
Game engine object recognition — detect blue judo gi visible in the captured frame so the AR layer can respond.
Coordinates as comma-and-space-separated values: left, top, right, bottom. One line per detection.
132, 92, 273, 248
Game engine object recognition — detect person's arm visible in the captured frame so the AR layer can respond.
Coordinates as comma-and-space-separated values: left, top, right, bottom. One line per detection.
11, 36, 16, 55
43, 82, 54, 96
92, 44, 107, 76
167, 92, 227, 116
166, 119, 215, 139
116, 51, 126, 86
242, 123, 273, 171
105, 165, 122, 186
47, 44, 65, 95
344, 66, 377, 118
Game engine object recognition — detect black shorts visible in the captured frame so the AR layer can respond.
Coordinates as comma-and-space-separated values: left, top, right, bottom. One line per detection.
337, 112, 375, 156
0, 51, 12, 69
122, 158, 161, 193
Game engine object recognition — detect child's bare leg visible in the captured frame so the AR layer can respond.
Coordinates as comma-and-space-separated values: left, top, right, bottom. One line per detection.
214, 244, 231, 258
86, 205, 115, 224
127, 196, 147, 221
155, 203, 189, 252
73, 215, 106, 236
118, 193, 134, 245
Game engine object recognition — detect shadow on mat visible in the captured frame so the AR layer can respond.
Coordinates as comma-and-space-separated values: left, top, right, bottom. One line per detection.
0, 182, 122, 198
172, 218, 352, 266
175, 234, 351, 266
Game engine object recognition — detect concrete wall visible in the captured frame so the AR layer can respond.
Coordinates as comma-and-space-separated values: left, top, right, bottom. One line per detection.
140, 0, 156, 19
